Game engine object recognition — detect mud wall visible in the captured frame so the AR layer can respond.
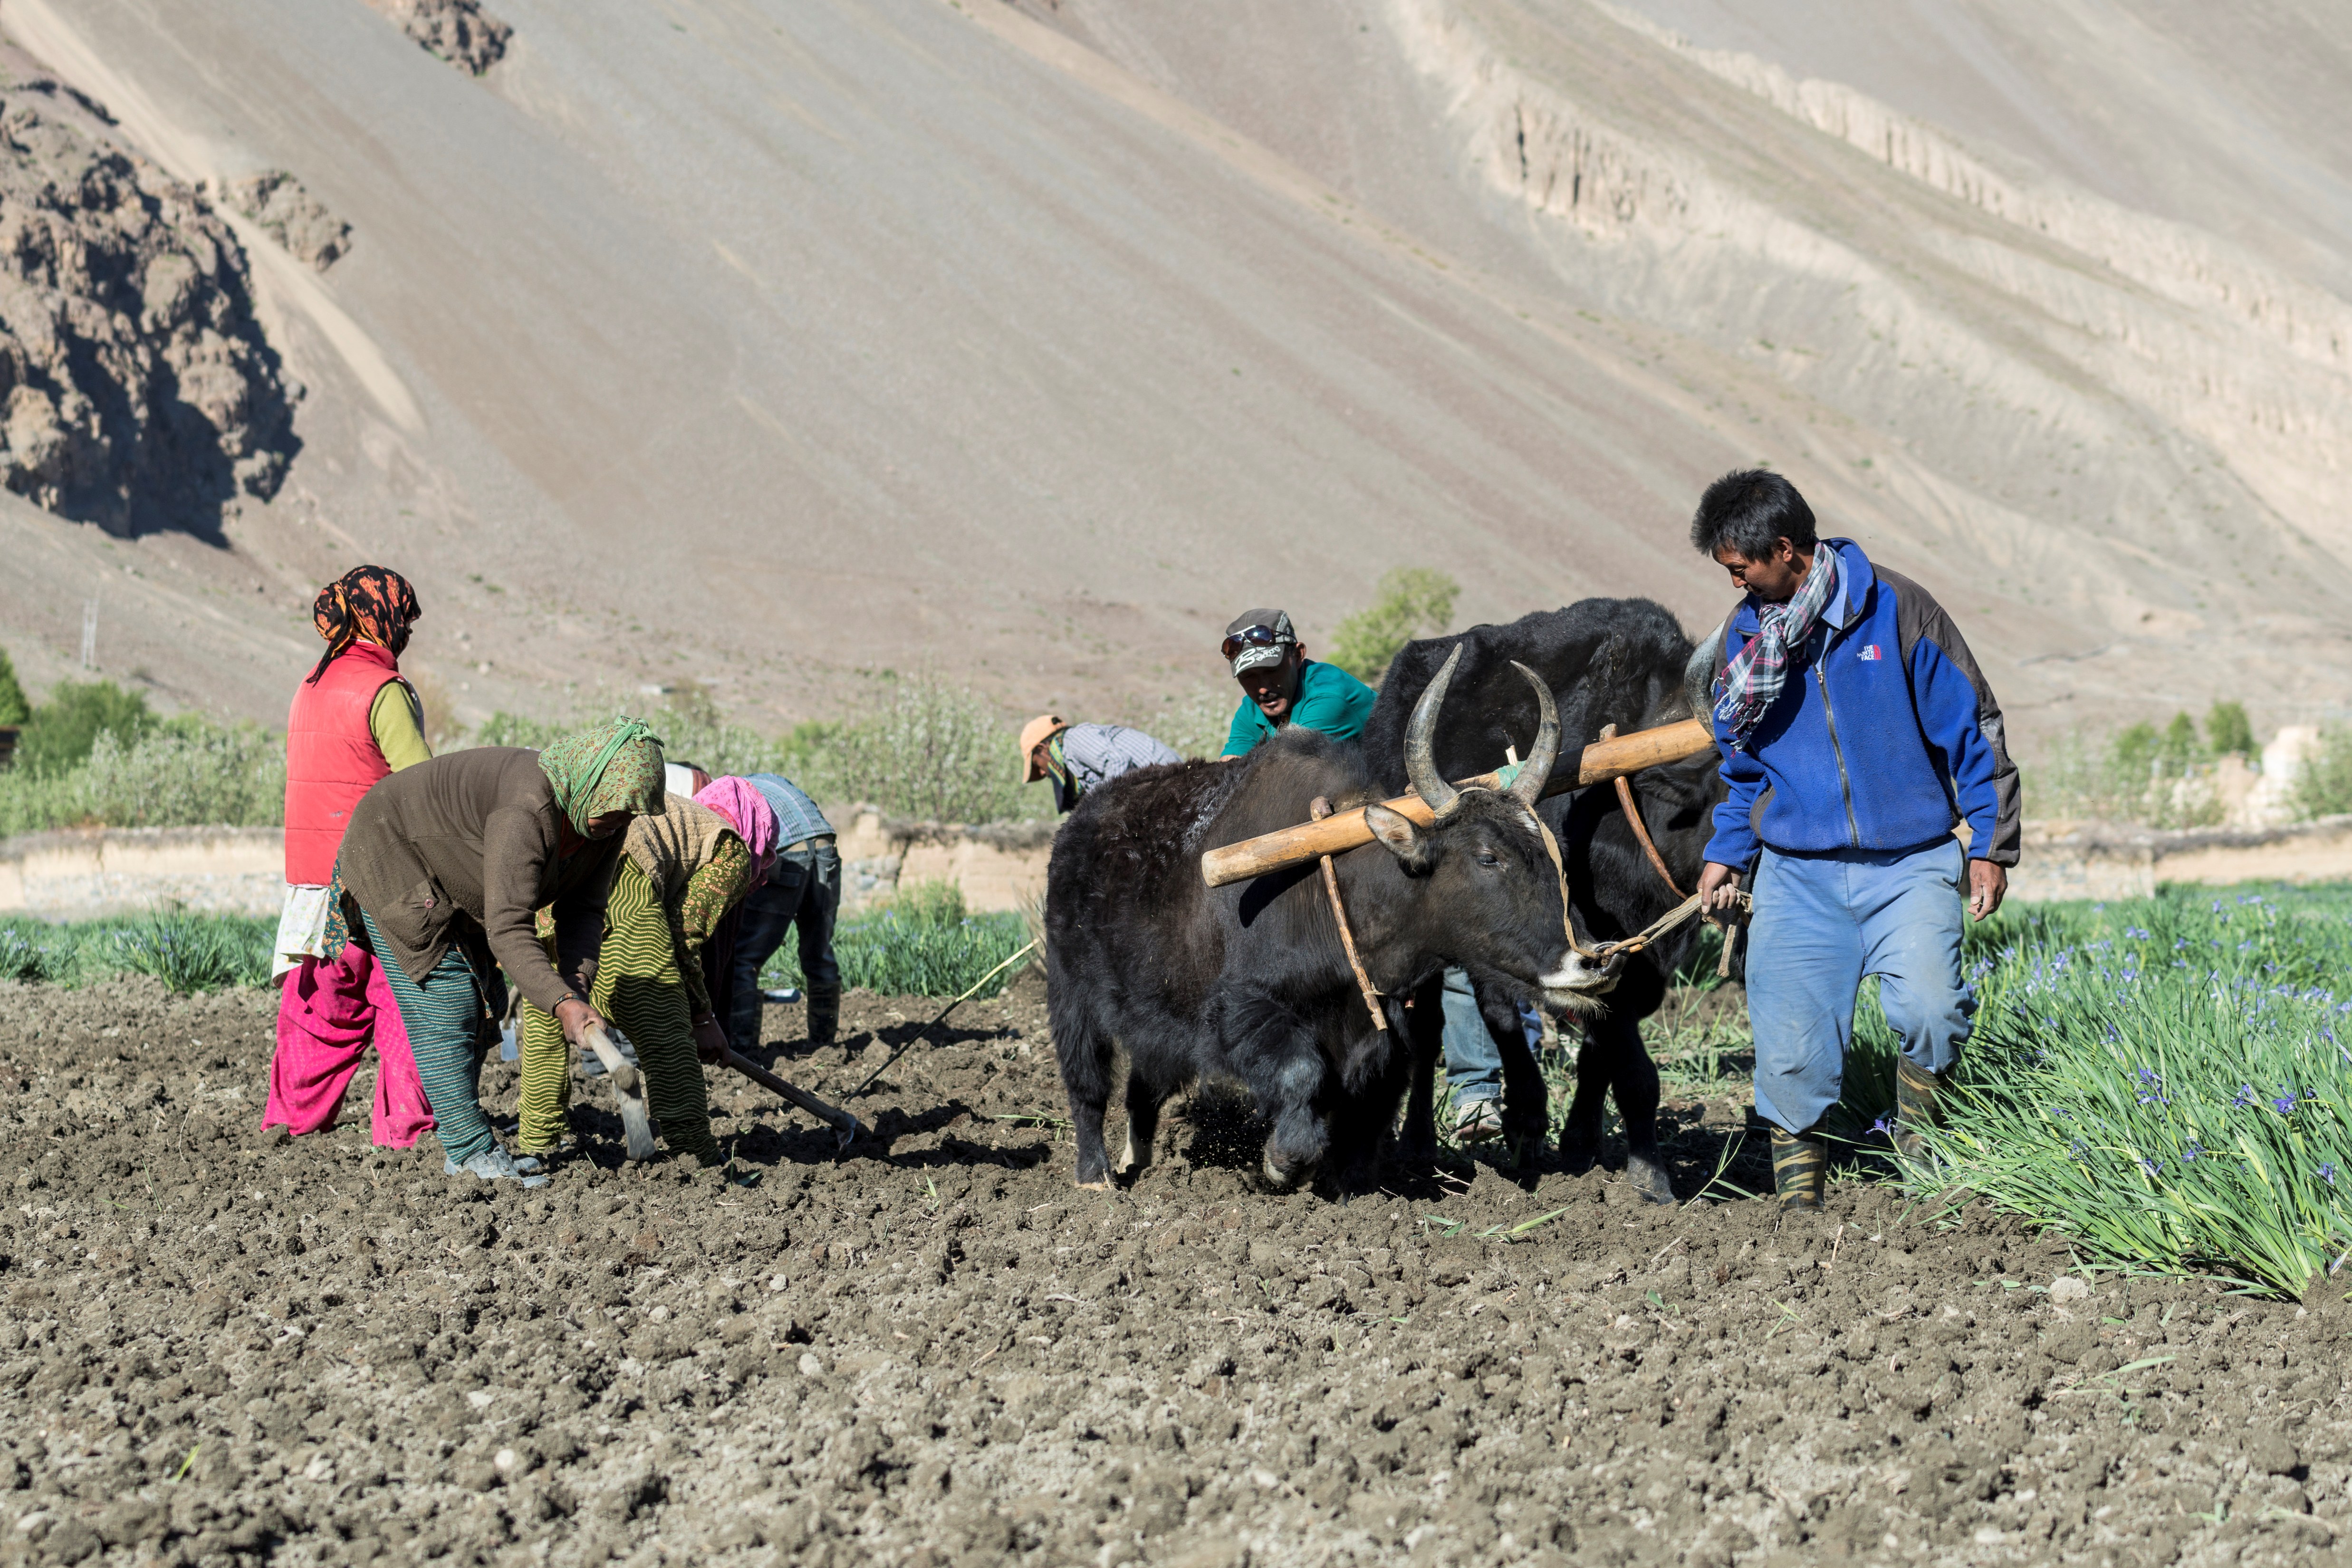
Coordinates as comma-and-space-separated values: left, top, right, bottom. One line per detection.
0, 827, 282, 920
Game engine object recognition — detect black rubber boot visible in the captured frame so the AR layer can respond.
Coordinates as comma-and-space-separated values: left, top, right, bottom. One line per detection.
1893, 1059, 1945, 1163
806, 985, 840, 1048
1770, 1126, 1826, 1211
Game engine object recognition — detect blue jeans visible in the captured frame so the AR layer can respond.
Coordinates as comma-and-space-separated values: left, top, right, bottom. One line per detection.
1746, 837, 1975, 1135
726, 844, 841, 1052
1440, 967, 1544, 1109
1440, 967, 1500, 1107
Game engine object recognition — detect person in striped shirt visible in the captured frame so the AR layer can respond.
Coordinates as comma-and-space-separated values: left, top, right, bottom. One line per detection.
1021, 716, 1182, 814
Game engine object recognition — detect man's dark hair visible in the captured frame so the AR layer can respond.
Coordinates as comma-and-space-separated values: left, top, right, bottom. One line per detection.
1690, 469, 1816, 560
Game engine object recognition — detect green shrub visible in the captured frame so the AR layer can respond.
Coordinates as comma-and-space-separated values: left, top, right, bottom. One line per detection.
2205, 700, 2255, 758
2029, 711, 2224, 828
15, 680, 154, 778
0, 714, 285, 835
761, 881, 1031, 999
78, 719, 284, 827
0, 645, 29, 729
1112, 685, 1231, 761
470, 710, 570, 750
1843, 884, 2352, 1297
1328, 568, 1460, 683
792, 674, 1032, 824
2296, 727, 2352, 821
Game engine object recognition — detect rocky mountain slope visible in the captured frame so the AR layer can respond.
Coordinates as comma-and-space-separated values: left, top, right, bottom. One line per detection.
0, 0, 2342, 748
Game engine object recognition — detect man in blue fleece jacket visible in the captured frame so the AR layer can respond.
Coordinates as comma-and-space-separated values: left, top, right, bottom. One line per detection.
1689, 471, 2021, 1210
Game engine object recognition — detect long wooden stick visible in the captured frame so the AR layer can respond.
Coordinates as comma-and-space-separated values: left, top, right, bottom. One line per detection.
715, 1046, 863, 1149
1199, 717, 1712, 888
847, 940, 1040, 1101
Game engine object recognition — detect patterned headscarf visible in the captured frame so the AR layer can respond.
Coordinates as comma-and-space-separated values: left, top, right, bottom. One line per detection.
307, 566, 422, 685
695, 776, 781, 886
1714, 542, 1843, 751
538, 716, 666, 837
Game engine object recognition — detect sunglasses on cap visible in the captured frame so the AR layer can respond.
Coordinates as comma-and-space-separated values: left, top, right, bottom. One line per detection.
1219, 625, 1294, 660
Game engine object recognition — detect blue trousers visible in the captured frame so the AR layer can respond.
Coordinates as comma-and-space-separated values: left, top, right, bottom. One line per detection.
1440, 966, 1543, 1107
726, 844, 842, 1052
1747, 837, 1975, 1135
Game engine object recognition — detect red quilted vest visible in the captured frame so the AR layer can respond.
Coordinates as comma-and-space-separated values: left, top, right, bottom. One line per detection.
284, 641, 406, 885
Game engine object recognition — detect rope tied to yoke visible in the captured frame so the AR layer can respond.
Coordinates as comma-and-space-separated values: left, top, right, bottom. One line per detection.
1310, 796, 1388, 1032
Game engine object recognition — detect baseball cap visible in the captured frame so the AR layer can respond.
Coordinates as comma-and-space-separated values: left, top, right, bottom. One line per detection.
1019, 714, 1070, 781
1222, 609, 1296, 675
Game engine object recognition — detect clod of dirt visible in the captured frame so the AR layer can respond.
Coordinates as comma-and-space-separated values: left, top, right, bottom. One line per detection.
211, 171, 349, 271
4, 978, 2350, 1568
363, 0, 512, 76
0, 79, 296, 533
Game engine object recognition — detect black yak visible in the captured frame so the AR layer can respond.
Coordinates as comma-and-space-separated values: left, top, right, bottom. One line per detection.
1043, 657, 1618, 1191
1364, 598, 1727, 1202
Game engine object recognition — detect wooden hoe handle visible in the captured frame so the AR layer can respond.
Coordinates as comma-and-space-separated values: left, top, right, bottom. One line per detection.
1198, 717, 1712, 888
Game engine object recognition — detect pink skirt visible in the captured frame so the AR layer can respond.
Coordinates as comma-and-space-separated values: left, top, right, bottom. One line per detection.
263, 944, 437, 1147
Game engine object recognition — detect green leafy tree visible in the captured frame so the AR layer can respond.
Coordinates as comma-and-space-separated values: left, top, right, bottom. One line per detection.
2296, 727, 2352, 820
2204, 699, 2255, 758
0, 645, 29, 729
1328, 568, 1461, 682
15, 680, 154, 778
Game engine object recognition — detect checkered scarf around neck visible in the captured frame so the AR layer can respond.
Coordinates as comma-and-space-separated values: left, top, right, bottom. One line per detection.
538, 716, 666, 837
1713, 543, 1842, 751
306, 565, 421, 684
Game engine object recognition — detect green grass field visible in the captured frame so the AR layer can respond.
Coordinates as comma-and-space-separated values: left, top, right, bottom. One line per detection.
0, 911, 277, 992
1891, 883, 2352, 1298
757, 882, 1034, 1002
1512, 883, 2352, 1299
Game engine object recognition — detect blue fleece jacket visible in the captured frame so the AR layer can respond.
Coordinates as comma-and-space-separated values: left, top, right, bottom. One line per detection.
1704, 539, 2021, 868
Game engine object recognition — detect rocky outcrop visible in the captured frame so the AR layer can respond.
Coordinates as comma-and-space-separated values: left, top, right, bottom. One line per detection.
364, 0, 512, 77
0, 81, 297, 535
212, 171, 348, 271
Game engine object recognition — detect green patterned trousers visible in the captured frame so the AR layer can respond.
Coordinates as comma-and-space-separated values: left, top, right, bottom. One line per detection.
517, 857, 721, 1165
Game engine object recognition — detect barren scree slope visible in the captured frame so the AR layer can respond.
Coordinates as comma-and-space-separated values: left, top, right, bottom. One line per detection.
0, 0, 2346, 742
5, 976, 2352, 1567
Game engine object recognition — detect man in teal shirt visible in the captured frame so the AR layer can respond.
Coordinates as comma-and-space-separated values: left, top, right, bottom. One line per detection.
1219, 607, 1377, 757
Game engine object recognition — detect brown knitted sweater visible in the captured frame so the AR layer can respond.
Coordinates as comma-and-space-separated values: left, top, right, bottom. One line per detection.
337, 747, 621, 1012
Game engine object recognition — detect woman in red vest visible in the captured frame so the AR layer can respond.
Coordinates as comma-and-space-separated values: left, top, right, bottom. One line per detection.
262, 566, 438, 1145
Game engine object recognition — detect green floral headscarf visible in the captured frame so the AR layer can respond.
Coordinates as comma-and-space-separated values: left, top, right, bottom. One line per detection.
539, 715, 666, 836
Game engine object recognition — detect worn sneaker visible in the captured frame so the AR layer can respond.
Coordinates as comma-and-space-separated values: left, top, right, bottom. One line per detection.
1452, 1097, 1506, 1144
445, 1147, 549, 1189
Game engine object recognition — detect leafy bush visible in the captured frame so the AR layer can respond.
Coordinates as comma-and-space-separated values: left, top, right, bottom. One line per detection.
0, 645, 29, 728
2296, 727, 2352, 821
2206, 700, 2255, 759
1108, 685, 1232, 762
790, 674, 1032, 824
1328, 568, 1460, 683
0, 715, 285, 835
14, 680, 154, 777
1843, 884, 2352, 1297
2031, 709, 2231, 828
760, 881, 1031, 999
78, 720, 284, 827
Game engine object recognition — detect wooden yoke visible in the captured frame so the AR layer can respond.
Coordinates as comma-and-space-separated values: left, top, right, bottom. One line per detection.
1199, 717, 1712, 888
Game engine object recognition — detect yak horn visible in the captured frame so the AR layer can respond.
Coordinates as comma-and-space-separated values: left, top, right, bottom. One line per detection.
1507, 661, 1560, 808
1404, 645, 1464, 818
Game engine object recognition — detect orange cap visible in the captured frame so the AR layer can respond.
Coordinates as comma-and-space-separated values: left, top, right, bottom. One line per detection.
1019, 714, 1070, 781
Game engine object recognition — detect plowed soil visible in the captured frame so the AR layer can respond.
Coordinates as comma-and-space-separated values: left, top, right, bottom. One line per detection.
3, 973, 2350, 1568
